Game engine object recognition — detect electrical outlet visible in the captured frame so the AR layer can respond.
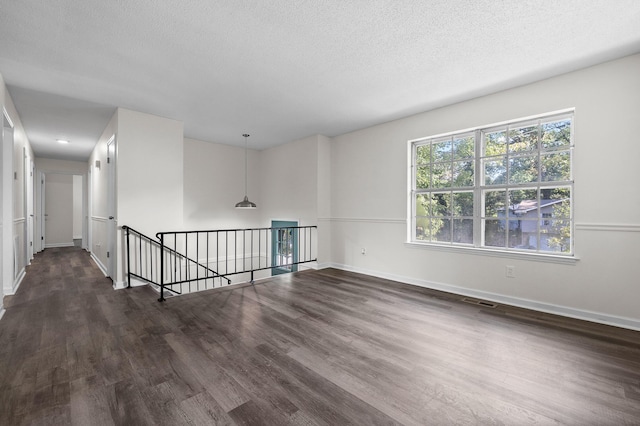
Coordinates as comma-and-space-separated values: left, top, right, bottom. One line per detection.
361, 248, 366, 255
505, 265, 516, 278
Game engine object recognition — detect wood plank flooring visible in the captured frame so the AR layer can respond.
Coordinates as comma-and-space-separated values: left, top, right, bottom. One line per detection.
1, 247, 639, 425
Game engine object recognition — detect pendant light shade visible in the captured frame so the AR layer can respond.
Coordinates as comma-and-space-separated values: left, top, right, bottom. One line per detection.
235, 195, 256, 209
235, 133, 257, 209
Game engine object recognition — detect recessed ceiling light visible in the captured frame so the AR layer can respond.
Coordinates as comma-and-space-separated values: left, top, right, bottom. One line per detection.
57, 139, 70, 144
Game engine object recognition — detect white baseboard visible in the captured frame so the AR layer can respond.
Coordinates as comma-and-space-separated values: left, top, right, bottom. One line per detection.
91, 253, 108, 277
113, 276, 150, 290
45, 242, 74, 248
325, 263, 640, 332
12, 268, 25, 295
0, 305, 5, 321
112, 280, 127, 290
4, 267, 26, 296
129, 277, 149, 288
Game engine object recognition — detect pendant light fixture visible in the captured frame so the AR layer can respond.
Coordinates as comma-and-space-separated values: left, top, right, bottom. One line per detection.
235, 133, 257, 209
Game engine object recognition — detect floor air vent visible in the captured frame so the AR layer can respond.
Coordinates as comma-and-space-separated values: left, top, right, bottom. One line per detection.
462, 297, 498, 308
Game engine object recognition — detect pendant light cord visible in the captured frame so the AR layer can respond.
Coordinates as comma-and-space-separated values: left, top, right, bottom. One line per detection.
243, 134, 249, 197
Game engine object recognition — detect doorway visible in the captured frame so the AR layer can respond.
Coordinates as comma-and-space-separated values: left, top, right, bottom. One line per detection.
39, 173, 84, 249
106, 135, 116, 280
271, 220, 298, 276
25, 154, 34, 263
2, 111, 15, 292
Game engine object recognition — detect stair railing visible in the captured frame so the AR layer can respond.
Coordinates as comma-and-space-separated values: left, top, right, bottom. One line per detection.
123, 225, 318, 302
123, 226, 231, 300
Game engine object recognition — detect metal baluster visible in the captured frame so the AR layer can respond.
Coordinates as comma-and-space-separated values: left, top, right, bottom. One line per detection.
159, 233, 165, 302
150, 238, 153, 283
196, 232, 200, 292
206, 232, 210, 289
125, 227, 131, 288
186, 235, 189, 291
250, 230, 254, 275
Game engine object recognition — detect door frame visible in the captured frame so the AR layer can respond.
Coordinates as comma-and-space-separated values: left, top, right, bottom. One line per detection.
106, 135, 116, 280
2, 109, 15, 295
24, 150, 33, 263
37, 171, 45, 252
271, 220, 298, 276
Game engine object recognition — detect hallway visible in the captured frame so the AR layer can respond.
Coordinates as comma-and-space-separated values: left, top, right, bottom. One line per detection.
1, 248, 639, 425
0, 247, 121, 423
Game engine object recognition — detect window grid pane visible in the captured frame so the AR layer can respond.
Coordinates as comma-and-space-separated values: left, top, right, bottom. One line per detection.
412, 134, 475, 246
412, 112, 573, 255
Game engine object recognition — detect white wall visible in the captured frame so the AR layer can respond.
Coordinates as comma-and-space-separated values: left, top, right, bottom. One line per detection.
0, 74, 9, 305
183, 138, 260, 230
183, 134, 330, 234
34, 158, 88, 251
2, 78, 35, 297
316, 135, 332, 265
88, 111, 116, 274
182, 136, 325, 280
115, 108, 184, 286
0, 74, 4, 316
258, 135, 329, 272
35, 158, 87, 174
328, 54, 640, 329
258, 135, 319, 226
117, 109, 184, 234
44, 173, 73, 246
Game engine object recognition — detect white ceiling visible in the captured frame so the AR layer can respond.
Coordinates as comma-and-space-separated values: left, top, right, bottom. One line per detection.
1, 0, 639, 160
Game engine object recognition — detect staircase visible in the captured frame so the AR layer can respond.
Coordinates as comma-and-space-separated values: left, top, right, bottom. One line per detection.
122, 224, 318, 301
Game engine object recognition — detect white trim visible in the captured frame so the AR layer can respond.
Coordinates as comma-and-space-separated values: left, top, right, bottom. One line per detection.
409, 111, 574, 258
5, 267, 26, 295
128, 276, 149, 288
576, 223, 640, 232
112, 280, 127, 290
37, 168, 87, 176
404, 241, 578, 264
3, 106, 14, 128
91, 252, 108, 277
0, 306, 5, 321
324, 263, 640, 332
321, 218, 636, 232
3, 117, 15, 294
319, 217, 406, 224
298, 262, 319, 271
44, 242, 74, 248
114, 276, 148, 291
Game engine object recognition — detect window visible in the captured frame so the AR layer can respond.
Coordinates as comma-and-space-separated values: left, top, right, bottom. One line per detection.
410, 111, 573, 255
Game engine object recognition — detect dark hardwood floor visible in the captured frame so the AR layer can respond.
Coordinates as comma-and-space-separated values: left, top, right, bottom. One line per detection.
1, 247, 639, 425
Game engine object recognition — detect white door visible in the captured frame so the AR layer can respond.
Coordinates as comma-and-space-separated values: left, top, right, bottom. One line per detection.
39, 172, 46, 251
82, 174, 88, 250
87, 166, 92, 253
25, 154, 34, 263
2, 123, 15, 290
106, 136, 116, 280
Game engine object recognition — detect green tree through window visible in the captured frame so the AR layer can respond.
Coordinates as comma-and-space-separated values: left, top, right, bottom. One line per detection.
411, 111, 573, 255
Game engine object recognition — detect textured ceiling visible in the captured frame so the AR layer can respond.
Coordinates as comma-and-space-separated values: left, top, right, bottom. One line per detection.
1, 0, 639, 160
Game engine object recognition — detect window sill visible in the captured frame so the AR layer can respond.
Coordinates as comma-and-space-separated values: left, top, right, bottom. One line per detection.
404, 241, 579, 265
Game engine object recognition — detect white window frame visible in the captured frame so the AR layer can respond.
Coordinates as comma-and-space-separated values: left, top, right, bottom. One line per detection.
408, 109, 575, 260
